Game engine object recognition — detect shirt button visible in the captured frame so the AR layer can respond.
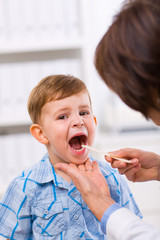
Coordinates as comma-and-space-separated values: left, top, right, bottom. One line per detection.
44, 210, 49, 215
74, 214, 79, 220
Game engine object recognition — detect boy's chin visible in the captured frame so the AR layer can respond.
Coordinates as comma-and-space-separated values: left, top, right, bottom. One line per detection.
70, 158, 88, 165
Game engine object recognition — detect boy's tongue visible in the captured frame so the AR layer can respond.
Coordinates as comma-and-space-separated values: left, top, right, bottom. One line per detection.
69, 137, 81, 150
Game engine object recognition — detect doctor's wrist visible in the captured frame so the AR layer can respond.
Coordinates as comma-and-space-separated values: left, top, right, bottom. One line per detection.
89, 194, 115, 222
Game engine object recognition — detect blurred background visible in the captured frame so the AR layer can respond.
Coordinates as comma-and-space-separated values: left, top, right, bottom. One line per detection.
0, 0, 159, 233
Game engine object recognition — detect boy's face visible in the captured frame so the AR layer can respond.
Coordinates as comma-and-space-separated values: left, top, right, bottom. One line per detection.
39, 90, 96, 165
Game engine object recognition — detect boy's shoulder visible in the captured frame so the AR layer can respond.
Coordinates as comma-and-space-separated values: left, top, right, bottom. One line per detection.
12, 153, 53, 189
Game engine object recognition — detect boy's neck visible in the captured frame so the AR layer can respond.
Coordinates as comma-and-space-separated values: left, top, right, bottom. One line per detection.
48, 154, 72, 183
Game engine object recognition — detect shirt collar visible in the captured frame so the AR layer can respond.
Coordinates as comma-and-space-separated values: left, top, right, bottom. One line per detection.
29, 154, 72, 189
29, 154, 54, 184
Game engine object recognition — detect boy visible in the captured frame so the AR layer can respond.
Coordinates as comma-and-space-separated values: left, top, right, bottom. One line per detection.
0, 75, 142, 239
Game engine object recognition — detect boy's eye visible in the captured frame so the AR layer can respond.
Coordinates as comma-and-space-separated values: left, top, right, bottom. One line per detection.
58, 115, 67, 120
80, 111, 89, 116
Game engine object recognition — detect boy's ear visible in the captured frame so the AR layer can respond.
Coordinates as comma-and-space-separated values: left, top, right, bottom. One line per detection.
30, 124, 49, 145
94, 116, 97, 125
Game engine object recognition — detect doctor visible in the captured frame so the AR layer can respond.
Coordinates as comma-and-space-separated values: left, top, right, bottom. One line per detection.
55, 0, 160, 239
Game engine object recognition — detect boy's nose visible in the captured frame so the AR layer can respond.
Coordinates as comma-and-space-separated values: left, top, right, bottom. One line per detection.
72, 116, 84, 128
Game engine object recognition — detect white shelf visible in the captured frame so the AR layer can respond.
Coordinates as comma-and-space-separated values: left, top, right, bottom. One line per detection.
0, 39, 84, 55
0, 116, 31, 127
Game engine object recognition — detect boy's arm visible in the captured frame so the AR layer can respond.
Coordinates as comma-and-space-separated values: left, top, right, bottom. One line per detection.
0, 180, 32, 239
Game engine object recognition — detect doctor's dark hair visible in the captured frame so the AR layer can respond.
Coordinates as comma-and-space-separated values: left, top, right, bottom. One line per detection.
28, 74, 91, 123
95, 0, 160, 118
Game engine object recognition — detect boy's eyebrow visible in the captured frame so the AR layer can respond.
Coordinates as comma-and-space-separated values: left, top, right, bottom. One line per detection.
79, 104, 91, 108
54, 107, 70, 115
54, 105, 91, 114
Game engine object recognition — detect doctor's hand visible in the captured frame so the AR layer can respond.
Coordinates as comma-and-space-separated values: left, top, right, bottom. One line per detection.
105, 148, 160, 182
55, 158, 115, 221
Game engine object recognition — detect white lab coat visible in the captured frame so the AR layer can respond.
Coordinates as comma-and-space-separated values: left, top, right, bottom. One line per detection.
107, 208, 160, 240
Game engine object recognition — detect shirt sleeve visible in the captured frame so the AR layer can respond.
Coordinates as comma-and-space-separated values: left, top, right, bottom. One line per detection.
106, 207, 160, 240
0, 179, 32, 239
100, 203, 122, 234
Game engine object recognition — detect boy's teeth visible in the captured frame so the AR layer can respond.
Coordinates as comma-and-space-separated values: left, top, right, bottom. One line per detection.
71, 147, 83, 152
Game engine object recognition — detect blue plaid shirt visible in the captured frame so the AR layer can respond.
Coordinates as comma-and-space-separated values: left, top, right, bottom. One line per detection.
0, 154, 142, 239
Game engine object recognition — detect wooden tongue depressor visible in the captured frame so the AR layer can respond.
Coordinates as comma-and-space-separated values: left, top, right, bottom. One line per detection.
81, 145, 131, 164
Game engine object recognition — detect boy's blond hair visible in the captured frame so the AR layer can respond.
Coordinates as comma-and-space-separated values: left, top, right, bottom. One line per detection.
28, 74, 91, 123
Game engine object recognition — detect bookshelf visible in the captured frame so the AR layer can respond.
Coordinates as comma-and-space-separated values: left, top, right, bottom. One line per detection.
0, 0, 87, 128
0, 46, 83, 128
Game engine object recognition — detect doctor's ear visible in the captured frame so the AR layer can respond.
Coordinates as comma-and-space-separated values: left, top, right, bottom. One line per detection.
94, 116, 97, 125
30, 124, 49, 145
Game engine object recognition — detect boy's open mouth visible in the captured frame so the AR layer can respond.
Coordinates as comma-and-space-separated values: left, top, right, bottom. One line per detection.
69, 135, 87, 151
